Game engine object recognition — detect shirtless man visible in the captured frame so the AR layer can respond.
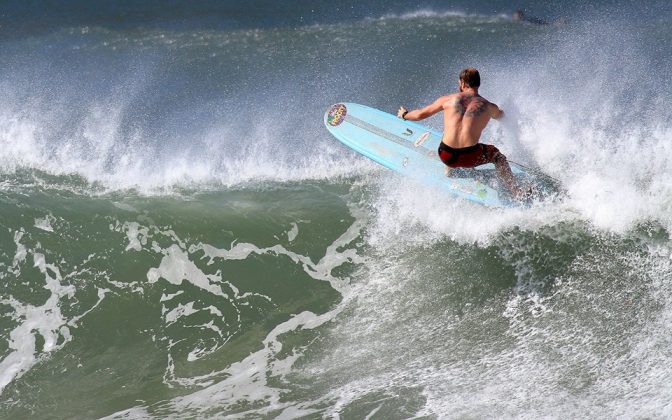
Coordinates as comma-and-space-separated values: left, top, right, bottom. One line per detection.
397, 68, 523, 197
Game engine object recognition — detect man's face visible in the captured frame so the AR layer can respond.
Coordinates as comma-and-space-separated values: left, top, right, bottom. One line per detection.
459, 80, 465, 92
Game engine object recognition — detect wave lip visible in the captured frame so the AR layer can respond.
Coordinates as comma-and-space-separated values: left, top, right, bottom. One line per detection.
369, 8, 507, 22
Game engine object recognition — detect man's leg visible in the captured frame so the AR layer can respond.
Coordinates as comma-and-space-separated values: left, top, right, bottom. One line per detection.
493, 154, 524, 197
481, 145, 525, 198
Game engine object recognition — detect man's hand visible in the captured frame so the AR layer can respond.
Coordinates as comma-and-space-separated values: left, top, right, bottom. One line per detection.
397, 106, 408, 119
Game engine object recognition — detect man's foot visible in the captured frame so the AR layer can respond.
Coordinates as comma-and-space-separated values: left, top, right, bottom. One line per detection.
512, 185, 535, 200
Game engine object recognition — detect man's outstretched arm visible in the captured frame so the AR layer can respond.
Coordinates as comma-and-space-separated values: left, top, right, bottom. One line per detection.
397, 96, 448, 121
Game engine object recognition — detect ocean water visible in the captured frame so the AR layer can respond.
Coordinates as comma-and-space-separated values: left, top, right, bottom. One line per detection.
2, 1, 672, 418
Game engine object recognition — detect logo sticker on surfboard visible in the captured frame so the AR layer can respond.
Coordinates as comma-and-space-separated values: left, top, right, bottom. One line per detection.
327, 103, 347, 126
414, 131, 431, 147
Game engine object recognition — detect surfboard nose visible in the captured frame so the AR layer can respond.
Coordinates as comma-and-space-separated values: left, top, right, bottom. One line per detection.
326, 103, 348, 127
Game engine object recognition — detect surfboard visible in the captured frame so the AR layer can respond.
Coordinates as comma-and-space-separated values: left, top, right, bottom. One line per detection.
324, 102, 554, 208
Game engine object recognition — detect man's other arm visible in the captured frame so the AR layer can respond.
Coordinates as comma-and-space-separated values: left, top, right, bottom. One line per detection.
490, 102, 504, 120
398, 96, 449, 121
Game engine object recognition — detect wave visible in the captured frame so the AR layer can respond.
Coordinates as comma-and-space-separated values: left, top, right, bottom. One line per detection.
0, 107, 376, 192
3, 7, 672, 235
369, 9, 508, 22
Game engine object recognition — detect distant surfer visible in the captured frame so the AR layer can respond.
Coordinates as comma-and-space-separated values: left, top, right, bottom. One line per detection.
398, 68, 526, 198
512, 9, 568, 26
512, 9, 549, 25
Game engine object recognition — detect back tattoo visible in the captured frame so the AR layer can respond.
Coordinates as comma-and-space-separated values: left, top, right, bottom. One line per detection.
454, 95, 487, 117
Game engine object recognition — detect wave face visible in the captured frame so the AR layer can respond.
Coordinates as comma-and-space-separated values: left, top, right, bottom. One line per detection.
3, 1, 672, 418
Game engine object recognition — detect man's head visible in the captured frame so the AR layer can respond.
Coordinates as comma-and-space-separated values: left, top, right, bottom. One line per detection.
459, 68, 480, 92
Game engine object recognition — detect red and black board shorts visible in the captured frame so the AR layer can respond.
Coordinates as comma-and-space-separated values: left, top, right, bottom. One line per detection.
437, 142, 503, 168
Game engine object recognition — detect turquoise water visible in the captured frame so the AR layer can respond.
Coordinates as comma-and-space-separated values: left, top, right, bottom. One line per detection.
3, 2, 672, 418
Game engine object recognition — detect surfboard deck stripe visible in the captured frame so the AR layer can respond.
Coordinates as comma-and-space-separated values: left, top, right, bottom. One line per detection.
345, 114, 420, 153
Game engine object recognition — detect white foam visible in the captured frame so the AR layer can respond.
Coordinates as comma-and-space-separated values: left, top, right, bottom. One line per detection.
147, 245, 227, 297
123, 221, 149, 252
160, 290, 184, 302
164, 301, 199, 324
34, 215, 55, 232
287, 222, 299, 242
365, 174, 575, 249
372, 9, 502, 21
12, 229, 26, 270
68, 287, 109, 327
0, 251, 76, 395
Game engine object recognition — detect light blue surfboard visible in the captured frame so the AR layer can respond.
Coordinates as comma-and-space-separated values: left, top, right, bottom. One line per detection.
324, 102, 552, 208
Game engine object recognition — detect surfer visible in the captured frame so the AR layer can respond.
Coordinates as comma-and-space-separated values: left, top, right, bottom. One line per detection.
512, 9, 568, 26
512, 9, 549, 25
397, 68, 526, 198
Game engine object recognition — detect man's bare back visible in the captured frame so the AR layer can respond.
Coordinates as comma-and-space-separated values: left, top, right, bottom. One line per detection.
441, 92, 503, 148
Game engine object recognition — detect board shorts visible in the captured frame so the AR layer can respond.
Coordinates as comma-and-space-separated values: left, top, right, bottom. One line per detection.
437, 142, 504, 168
